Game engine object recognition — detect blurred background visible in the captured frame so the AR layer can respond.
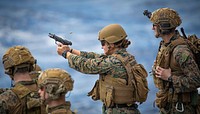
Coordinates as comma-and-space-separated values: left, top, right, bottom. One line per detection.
0, 0, 200, 114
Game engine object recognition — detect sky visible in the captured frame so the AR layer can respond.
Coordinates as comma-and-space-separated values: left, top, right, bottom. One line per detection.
0, 0, 200, 113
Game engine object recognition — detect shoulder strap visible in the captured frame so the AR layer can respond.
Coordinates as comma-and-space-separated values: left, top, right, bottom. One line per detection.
169, 38, 186, 52
12, 83, 31, 99
163, 38, 186, 66
10, 84, 31, 114
112, 54, 134, 86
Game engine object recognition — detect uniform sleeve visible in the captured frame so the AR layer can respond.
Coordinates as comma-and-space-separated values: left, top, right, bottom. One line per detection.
0, 90, 20, 114
0, 98, 8, 114
172, 45, 200, 92
67, 53, 113, 74
80, 51, 101, 59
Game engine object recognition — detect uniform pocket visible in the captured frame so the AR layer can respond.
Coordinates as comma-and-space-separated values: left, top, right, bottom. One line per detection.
105, 86, 114, 107
155, 90, 168, 108
88, 80, 100, 100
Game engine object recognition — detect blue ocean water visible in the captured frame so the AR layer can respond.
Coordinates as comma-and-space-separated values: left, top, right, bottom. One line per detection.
0, 0, 200, 113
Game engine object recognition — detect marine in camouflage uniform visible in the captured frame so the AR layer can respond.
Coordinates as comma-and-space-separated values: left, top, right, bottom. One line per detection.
0, 65, 42, 94
57, 24, 142, 114
144, 8, 200, 114
0, 45, 46, 114
0, 65, 41, 95
38, 68, 75, 114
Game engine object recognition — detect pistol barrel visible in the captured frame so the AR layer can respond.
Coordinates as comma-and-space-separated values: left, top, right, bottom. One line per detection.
48, 33, 72, 45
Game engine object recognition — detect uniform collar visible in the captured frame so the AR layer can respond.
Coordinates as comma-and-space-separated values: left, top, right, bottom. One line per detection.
162, 30, 180, 47
47, 101, 71, 113
114, 48, 126, 55
14, 80, 36, 86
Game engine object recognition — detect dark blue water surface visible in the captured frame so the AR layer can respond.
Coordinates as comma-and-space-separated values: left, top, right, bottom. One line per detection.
0, 0, 200, 114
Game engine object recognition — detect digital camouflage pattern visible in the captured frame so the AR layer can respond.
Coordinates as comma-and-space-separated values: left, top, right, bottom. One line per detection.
102, 105, 140, 114
0, 89, 18, 114
172, 44, 200, 92
68, 48, 141, 114
68, 49, 128, 79
153, 31, 200, 114
0, 82, 44, 114
1, 45, 45, 114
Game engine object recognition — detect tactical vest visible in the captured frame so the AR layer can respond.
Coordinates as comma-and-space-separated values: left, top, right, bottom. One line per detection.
88, 53, 145, 107
99, 74, 135, 107
153, 35, 191, 90
10, 82, 43, 114
153, 34, 199, 109
153, 42, 173, 90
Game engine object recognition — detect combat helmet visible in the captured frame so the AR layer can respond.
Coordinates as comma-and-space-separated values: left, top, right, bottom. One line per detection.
150, 8, 182, 31
2, 45, 36, 79
98, 24, 127, 44
38, 68, 74, 101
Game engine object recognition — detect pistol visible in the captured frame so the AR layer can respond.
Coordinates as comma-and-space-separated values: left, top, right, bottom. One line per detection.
48, 33, 72, 45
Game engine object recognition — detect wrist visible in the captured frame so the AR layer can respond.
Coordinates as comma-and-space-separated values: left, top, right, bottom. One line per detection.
168, 75, 173, 82
61, 50, 67, 59
61, 50, 68, 59
70, 48, 73, 53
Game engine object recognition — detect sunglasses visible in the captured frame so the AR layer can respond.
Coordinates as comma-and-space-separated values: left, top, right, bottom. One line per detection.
153, 24, 157, 27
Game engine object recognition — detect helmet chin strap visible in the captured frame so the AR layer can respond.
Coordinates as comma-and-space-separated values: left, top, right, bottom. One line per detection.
155, 29, 161, 38
40, 94, 46, 105
108, 45, 111, 50
107, 44, 114, 55
155, 25, 161, 38
41, 90, 51, 105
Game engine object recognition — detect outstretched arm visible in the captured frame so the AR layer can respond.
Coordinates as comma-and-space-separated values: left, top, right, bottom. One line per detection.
57, 43, 80, 58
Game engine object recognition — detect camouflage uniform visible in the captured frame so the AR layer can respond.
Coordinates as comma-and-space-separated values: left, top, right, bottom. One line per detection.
68, 49, 128, 79
0, 65, 41, 95
153, 31, 200, 114
57, 24, 146, 113
68, 48, 140, 114
144, 8, 200, 114
0, 46, 46, 114
0, 81, 43, 114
